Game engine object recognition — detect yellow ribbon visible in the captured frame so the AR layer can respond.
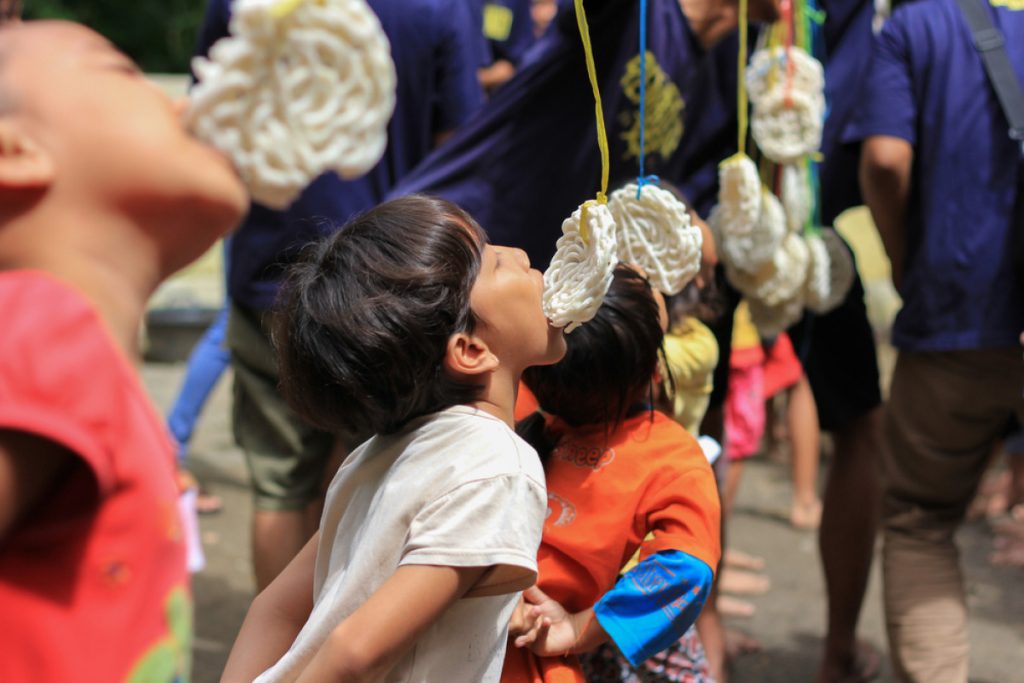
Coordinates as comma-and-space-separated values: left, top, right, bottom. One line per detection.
574, 0, 610, 205
737, 0, 749, 155
579, 199, 599, 243
270, 0, 305, 19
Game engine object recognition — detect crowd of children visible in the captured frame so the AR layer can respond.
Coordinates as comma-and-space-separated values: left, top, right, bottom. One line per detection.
1, 0, 1023, 682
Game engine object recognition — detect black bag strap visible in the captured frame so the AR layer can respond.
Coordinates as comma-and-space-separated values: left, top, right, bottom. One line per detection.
955, 0, 1024, 158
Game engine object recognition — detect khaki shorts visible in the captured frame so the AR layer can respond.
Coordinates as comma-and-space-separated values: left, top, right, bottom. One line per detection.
227, 303, 334, 511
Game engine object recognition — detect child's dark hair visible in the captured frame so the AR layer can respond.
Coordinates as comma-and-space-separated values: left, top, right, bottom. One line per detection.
274, 194, 486, 436
522, 265, 665, 433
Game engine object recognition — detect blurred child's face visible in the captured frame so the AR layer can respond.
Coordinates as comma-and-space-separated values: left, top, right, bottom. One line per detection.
1, 22, 246, 250
470, 244, 567, 370
748, 0, 782, 23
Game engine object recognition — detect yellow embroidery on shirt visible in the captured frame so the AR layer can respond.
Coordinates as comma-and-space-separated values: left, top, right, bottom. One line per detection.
619, 51, 686, 163
991, 0, 1024, 10
483, 4, 514, 41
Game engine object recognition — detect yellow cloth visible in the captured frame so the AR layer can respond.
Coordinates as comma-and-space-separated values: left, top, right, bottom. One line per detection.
662, 317, 719, 435
731, 300, 761, 351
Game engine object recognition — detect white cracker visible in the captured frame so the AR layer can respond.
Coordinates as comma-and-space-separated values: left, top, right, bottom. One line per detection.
751, 88, 824, 164
726, 232, 810, 307
745, 46, 824, 106
608, 183, 702, 296
186, 0, 397, 208
712, 188, 786, 274
542, 202, 618, 333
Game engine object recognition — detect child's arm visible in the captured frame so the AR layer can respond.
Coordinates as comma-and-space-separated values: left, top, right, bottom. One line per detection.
221, 534, 320, 682
516, 585, 610, 656
0, 431, 73, 540
294, 563, 488, 682
591, 550, 713, 665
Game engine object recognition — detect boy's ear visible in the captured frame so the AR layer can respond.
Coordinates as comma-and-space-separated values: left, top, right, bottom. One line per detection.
444, 331, 500, 378
0, 120, 54, 189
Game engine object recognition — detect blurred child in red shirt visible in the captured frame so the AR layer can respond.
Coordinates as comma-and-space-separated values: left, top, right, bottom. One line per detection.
0, 19, 246, 682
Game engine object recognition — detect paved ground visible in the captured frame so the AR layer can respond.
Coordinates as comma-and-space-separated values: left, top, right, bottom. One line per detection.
141, 359, 1024, 683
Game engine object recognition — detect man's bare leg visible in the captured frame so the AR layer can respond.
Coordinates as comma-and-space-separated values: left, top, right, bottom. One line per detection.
816, 406, 882, 683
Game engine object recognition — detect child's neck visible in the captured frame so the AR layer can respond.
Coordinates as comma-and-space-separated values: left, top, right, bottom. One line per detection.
468, 368, 521, 428
1, 207, 166, 359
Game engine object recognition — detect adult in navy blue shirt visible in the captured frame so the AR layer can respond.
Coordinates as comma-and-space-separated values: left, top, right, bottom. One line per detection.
193, 0, 484, 591
471, 0, 537, 92
848, 2, 1024, 679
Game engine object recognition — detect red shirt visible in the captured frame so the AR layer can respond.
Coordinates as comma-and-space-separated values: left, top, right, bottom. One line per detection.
504, 410, 721, 682
0, 271, 190, 683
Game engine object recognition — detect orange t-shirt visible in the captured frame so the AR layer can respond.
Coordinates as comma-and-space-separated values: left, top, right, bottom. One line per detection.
503, 410, 721, 682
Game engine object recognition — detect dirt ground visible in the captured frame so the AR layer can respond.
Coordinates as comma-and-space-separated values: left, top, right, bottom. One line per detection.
141, 361, 1024, 683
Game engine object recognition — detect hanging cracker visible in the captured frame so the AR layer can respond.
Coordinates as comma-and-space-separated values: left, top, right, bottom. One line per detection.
803, 232, 831, 311
187, 0, 397, 208
748, 293, 806, 338
712, 187, 786, 274
725, 232, 810, 307
781, 163, 812, 234
543, 202, 618, 333
745, 46, 824, 107
750, 88, 824, 164
808, 227, 855, 314
717, 154, 763, 230
609, 183, 703, 295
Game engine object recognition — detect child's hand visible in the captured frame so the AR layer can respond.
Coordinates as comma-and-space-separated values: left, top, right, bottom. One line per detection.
515, 586, 588, 657
509, 593, 550, 648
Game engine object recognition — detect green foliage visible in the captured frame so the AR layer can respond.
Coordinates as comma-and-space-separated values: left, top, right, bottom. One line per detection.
24, 0, 207, 73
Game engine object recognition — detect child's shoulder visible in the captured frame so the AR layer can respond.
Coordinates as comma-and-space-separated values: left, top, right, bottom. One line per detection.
1, 269, 93, 315
0, 270, 152, 496
625, 412, 707, 468
401, 405, 545, 485
0, 269, 116, 365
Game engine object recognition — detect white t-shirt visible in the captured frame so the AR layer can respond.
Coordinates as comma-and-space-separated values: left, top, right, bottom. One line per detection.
255, 405, 547, 683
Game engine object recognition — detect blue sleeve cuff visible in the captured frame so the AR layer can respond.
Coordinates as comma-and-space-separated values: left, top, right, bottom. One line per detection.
593, 550, 713, 666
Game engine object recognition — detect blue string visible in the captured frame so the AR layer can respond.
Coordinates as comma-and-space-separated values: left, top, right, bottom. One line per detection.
636, 174, 660, 198
635, 0, 657, 199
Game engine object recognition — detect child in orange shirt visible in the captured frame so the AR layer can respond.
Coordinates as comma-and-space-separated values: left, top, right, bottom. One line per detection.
505, 265, 721, 682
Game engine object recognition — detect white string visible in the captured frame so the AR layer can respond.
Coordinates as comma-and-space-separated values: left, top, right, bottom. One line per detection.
186, 0, 396, 208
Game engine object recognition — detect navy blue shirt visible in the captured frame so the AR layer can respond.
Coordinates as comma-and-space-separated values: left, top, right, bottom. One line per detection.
819, 0, 874, 224
389, 0, 736, 267
471, 0, 536, 66
845, 0, 1024, 351
194, 0, 484, 310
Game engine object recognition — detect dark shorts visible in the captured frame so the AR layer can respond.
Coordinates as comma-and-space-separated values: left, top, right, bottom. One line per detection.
226, 303, 335, 511
707, 238, 883, 432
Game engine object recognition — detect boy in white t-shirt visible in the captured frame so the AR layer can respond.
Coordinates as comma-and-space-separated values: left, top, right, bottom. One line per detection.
222, 195, 567, 682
